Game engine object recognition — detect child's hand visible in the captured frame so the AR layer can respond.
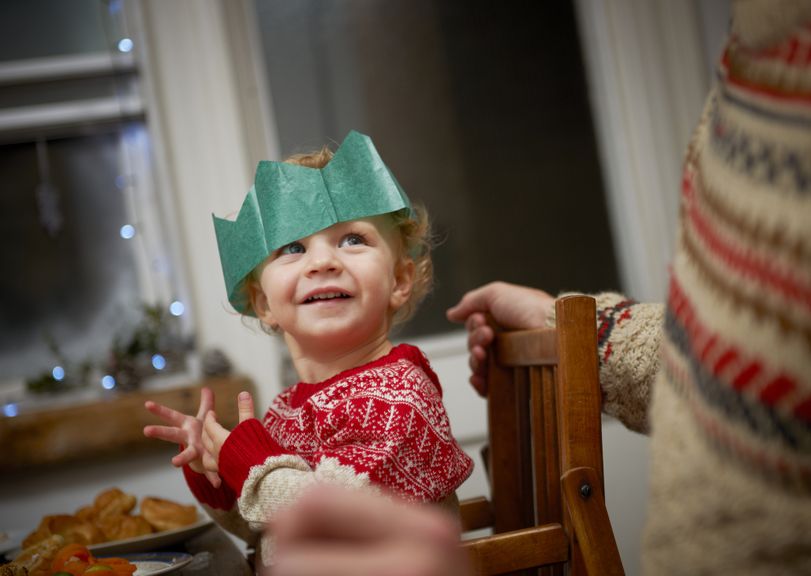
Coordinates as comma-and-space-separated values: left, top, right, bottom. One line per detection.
201, 391, 255, 476
143, 386, 221, 487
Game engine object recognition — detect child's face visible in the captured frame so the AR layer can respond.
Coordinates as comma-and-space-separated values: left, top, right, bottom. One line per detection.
251, 215, 414, 359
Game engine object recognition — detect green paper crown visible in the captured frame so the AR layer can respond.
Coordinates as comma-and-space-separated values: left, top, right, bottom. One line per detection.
212, 130, 412, 315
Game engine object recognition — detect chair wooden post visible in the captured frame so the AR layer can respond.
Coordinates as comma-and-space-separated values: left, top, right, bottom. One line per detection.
459, 295, 624, 576
487, 345, 534, 533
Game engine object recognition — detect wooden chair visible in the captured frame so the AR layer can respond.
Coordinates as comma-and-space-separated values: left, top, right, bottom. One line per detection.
459, 295, 624, 576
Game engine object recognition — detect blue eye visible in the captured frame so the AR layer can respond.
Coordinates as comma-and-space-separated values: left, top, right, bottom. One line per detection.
340, 233, 367, 247
280, 242, 305, 255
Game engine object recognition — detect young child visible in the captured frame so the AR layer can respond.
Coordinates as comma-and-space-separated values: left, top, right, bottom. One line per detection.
143, 130, 473, 568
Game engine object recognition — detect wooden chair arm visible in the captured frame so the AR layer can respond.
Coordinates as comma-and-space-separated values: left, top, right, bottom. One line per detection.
561, 467, 625, 576
459, 496, 494, 532
461, 524, 568, 575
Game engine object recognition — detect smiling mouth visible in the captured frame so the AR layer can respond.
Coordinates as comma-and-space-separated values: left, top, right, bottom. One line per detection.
303, 291, 351, 304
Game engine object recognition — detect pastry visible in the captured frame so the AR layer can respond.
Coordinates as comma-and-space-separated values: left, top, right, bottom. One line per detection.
140, 496, 198, 531
95, 514, 153, 541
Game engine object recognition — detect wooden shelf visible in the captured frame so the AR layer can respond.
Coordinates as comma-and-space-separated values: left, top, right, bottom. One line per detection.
0, 375, 254, 471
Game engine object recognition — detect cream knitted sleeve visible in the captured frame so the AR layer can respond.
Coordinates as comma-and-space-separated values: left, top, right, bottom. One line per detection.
548, 292, 664, 434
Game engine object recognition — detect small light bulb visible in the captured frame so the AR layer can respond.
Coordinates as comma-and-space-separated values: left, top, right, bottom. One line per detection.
152, 354, 167, 370
3, 403, 19, 418
101, 375, 116, 390
52, 366, 65, 381
169, 301, 185, 316
117, 38, 134, 53
120, 224, 135, 239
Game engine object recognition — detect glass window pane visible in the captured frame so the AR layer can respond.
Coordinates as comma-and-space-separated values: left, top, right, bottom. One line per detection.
0, 0, 124, 62
0, 130, 142, 380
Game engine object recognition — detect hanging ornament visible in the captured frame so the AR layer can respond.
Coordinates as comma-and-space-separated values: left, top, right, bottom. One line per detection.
35, 138, 63, 237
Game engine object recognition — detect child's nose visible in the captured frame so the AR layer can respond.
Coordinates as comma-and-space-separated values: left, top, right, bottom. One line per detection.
305, 242, 341, 275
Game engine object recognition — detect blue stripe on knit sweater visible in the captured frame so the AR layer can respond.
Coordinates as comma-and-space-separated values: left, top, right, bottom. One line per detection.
711, 96, 811, 194
664, 309, 809, 451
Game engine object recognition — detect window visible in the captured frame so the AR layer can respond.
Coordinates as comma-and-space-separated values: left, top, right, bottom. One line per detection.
0, 0, 189, 391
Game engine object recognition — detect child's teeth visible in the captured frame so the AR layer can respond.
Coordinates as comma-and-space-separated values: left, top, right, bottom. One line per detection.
309, 292, 346, 301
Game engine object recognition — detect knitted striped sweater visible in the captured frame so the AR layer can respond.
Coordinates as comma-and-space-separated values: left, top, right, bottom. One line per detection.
569, 3, 811, 573
183, 343, 473, 567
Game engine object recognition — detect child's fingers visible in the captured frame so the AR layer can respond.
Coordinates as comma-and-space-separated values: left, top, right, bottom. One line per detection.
202, 411, 227, 450
144, 400, 186, 426
237, 391, 254, 423
196, 387, 216, 420
143, 424, 187, 445
201, 417, 215, 454
205, 470, 222, 488
201, 447, 219, 474
171, 445, 199, 467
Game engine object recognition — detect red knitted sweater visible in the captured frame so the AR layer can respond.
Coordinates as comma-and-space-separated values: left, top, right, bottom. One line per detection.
184, 343, 473, 512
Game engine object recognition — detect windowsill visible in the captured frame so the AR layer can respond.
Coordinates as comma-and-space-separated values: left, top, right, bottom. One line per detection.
0, 374, 253, 472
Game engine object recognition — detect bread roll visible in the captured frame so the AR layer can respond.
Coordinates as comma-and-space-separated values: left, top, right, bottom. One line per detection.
95, 514, 153, 541
141, 497, 198, 531
93, 487, 136, 519
12, 534, 65, 576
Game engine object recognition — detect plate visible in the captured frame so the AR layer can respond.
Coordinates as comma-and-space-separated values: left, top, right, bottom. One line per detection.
88, 518, 213, 556
105, 552, 193, 576
0, 529, 25, 556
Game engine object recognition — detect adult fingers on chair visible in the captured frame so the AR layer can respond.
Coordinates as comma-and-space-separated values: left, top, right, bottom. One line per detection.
463, 312, 487, 334
470, 373, 487, 396
467, 344, 486, 376
449, 282, 554, 331
467, 324, 494, 355
446, 284, 498, 324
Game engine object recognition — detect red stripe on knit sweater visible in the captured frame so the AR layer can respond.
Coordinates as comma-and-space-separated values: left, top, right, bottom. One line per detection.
720, 46, 811, 103
683, 171, 811, 312
668, 275, 811, 422
662, 345, 811, 486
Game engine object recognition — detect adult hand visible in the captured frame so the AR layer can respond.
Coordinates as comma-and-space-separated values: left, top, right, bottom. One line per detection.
143, 386, 221, 487
271, 485, 469, 576
446, 281, 554, 395
200, 391, 255, 480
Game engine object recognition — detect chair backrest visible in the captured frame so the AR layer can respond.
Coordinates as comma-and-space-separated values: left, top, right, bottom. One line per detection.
459, 295, 624, 576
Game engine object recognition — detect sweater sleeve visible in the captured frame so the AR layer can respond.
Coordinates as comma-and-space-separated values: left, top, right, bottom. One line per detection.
548, 291, 664, 434
182, 463, 237, 510
217, 364, 473, 528
181, 464, 260, 550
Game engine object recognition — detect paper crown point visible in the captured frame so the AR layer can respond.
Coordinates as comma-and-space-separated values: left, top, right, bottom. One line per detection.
213, 130, 412, 315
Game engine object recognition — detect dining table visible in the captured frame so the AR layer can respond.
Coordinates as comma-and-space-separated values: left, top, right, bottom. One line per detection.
170, 523, 254, 576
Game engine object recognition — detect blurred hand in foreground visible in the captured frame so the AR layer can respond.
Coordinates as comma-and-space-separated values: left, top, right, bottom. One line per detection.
271, 485, 470, 576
